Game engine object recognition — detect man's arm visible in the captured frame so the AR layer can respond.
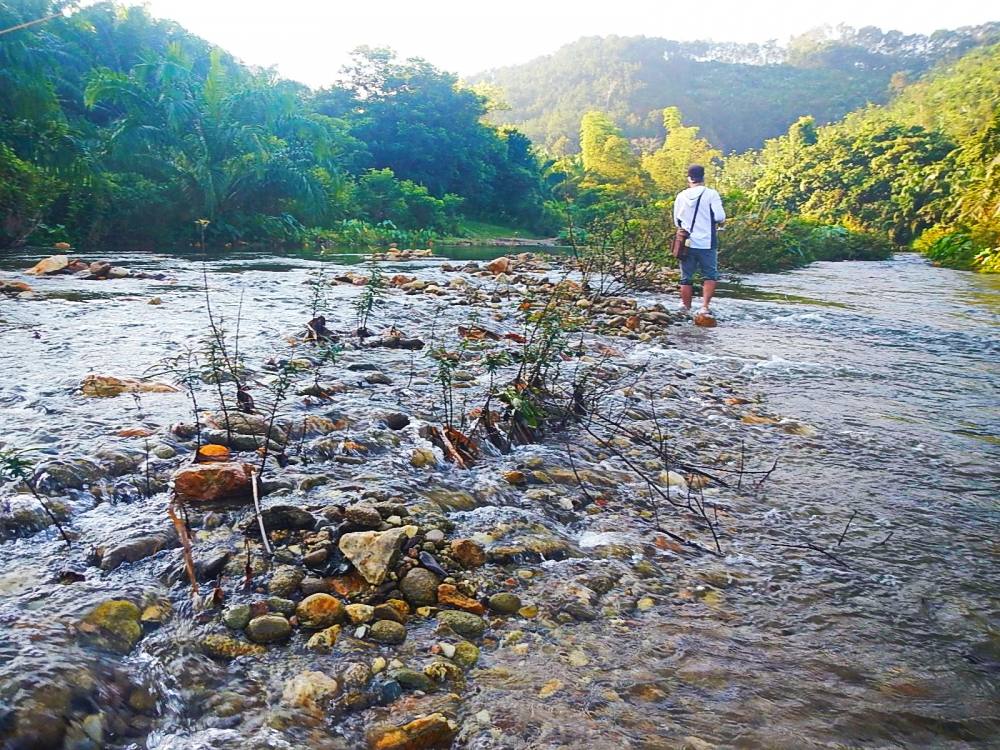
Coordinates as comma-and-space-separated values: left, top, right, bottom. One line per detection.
712, 190, 726, 226
673, 194, 683, 227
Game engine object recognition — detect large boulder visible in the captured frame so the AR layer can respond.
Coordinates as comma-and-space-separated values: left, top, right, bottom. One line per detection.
172, 462, 254, 503
80, 374, 179, 398
338, 526, 415, 585
26, 254, 68, 275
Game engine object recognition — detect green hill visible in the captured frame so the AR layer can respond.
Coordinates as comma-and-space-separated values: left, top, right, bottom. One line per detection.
472, 25, 1000, 154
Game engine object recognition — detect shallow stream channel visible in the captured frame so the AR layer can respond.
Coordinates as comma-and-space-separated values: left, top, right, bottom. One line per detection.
0, 248, 997, 749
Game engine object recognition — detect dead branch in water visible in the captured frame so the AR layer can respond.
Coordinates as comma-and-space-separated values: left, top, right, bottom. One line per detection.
167, 501, 198, 594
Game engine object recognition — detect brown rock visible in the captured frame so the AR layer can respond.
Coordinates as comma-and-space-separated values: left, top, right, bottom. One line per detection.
370, 712, 458, 750
172, 462, 254, 503
296, 593, 345, 629
693, 312, 717, 328
450, 539, 486, 568
437, 584, 485, 615
0, 279, 32, 294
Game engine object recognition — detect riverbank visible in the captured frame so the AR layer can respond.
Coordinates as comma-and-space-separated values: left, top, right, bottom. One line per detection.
0, 250, 997, 749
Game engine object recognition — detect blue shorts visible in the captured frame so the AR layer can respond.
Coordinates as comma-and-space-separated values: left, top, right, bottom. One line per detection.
679, 247, 718, 285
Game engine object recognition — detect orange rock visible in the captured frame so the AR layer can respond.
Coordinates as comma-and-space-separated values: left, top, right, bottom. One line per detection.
437, 584, 485, 615
329, 570, 368, 598
693, 312, 717, 328
53, 242, 72, 250
503, 470, 526, 486
196, 444, 231, 462
487, 256, 511, 275
295, 593, 345, 629
741, 414, 780, 425
172, 462, 254, 503
116, 427, 155, 438
625, 315, 641, 331
370, 712, 457, 750
450, 539, 486, 568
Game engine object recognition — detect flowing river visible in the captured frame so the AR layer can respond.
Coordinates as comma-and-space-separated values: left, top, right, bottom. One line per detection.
0, 250, 997, 750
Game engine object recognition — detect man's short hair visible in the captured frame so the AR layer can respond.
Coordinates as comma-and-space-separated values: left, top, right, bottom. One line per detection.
687, 164, 705, 182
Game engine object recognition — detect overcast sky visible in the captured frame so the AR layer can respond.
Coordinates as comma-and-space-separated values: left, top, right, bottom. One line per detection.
136, 0, 998, 87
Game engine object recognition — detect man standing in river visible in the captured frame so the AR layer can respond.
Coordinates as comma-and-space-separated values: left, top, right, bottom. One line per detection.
674, 164, 725, 316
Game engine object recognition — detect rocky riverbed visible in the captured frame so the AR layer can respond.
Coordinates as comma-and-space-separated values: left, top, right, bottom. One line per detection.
0, 249, 997, 750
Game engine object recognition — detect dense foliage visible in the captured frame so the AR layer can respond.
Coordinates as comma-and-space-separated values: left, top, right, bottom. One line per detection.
472, 26, 1000, 155
0, 1, 555, 250
736, 43, 1000, 271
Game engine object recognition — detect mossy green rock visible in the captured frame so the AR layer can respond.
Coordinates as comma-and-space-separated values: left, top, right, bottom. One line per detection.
488, 592, 522, 615
80, 600, 142, 653
437, 610, 485, 639
452, 640, 480, 668
392, 667, 434, 692
222, 604, 252, 630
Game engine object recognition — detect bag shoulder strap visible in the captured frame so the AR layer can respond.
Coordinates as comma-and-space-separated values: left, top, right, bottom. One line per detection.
681, 188, 706, 230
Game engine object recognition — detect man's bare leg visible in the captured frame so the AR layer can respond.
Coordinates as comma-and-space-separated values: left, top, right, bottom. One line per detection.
700, 280, 716, 311
680, 284, 693, 310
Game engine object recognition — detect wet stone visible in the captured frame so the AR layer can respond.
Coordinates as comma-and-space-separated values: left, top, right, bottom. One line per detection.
246, 505, 316, 533
562, 601, 599, 622
305, 625, 341, 652
452, 640, 480, 669
268, 566, 304, 598
296, 593, 345, 629
383, 412, 411, 430
222, 604, 252, 630
391, 668, 434, 692
300, 575, 332, 595
399, 567, 440, 607
345, 503, 382, 528
245, 614, 291, 643
370, 620, 407, 645
345, 603, 375, 624
437, 610, 486, 639
450, 538, 486, 568
267, 597, 296, 616
373, 602, 406, 624
202, 634, 266, 659
80, 600, 142, 654
488, 592, 522, 615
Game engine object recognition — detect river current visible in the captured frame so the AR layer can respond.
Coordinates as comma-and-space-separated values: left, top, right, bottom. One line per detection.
0, 250, 997, 749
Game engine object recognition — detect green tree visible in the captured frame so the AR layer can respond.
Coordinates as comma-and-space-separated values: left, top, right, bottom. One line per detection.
642, 106, 722, 194
579, 111, 644, 193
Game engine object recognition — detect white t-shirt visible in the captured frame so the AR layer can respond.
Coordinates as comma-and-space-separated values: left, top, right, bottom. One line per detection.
673, 186, 725, 250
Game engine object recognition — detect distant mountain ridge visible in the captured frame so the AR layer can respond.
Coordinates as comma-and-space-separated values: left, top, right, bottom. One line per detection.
471, 23, 1000, 154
